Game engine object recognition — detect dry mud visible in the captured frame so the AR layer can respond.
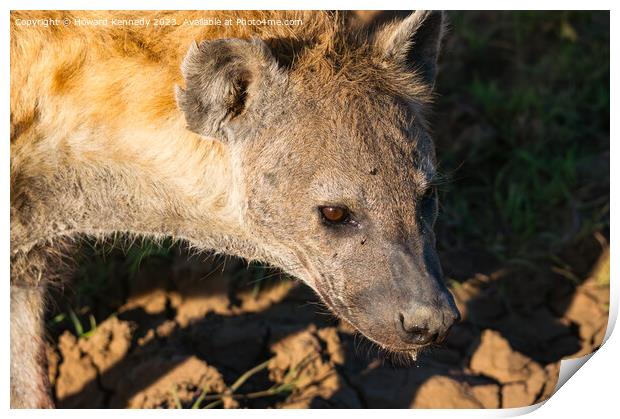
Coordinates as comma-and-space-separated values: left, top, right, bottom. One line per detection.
46, 245, 610, 409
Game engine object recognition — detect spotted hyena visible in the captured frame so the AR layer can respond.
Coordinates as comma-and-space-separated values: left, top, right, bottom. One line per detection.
10, 10, 459, 407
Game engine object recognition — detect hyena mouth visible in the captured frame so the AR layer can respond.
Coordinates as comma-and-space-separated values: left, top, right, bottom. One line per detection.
310, 285, 426, 358
318, 296, 438, 363
338, 314, 426, 364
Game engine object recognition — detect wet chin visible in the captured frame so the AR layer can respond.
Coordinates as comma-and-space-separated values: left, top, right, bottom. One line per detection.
360, 324, 425, 354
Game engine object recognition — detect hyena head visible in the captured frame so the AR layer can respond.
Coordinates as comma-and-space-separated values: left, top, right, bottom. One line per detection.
177, 11, 460, 354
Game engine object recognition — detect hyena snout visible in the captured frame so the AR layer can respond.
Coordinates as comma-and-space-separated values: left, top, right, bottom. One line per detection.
396, 299, 461, 345
384, 250, 461, 347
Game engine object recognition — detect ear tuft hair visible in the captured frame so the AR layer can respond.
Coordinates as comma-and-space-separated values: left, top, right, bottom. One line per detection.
374, 10, 446, 87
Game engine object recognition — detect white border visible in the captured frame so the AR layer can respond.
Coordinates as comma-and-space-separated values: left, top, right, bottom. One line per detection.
3, 1, 616, 417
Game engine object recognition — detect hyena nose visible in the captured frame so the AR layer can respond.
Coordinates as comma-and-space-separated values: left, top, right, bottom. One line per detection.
397, 304, 460, 345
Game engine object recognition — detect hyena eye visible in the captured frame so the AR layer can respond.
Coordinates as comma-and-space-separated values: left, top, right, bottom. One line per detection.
319, 206, 351, 224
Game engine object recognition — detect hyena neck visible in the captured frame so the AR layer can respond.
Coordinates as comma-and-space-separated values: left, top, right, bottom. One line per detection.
11, 116, 252, 259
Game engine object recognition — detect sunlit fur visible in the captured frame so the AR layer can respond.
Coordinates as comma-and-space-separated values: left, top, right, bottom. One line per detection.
10, 10, 457, 408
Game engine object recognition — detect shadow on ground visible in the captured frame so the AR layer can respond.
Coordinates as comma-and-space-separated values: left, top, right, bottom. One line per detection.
45, 237, 609, 409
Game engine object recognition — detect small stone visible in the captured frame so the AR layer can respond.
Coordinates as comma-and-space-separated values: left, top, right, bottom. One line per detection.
56, 332, 103, 407
78, 317, 134, 389
112, 356, 226, 408
470, 330, 531, 383
413, 376, 482, 408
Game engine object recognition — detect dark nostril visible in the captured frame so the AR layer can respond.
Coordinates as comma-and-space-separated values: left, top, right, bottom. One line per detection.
398, 312, 436, 345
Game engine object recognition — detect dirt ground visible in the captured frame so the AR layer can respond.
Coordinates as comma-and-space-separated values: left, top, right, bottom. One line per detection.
45, 239, 609, 409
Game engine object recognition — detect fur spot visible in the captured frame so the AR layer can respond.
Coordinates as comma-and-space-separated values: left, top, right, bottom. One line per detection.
10, 106, 39, 144
51, 54, 86, 94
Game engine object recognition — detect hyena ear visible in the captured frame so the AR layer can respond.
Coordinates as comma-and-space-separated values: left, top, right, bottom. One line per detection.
374, 10, 446, 87
176, 38, 283, 141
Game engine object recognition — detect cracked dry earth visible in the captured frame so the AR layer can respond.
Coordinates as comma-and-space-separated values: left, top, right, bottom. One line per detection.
46, 244, 610, 409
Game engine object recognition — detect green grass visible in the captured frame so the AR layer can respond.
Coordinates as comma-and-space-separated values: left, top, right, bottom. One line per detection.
168, 355, 313, 409
124, 239, 175, 276
68, 309, 98, 339
47, 237, 176, 336
435, 11, 609, 269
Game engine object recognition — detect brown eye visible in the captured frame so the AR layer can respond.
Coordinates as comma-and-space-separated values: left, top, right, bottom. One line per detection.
319, 206, 350, 224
